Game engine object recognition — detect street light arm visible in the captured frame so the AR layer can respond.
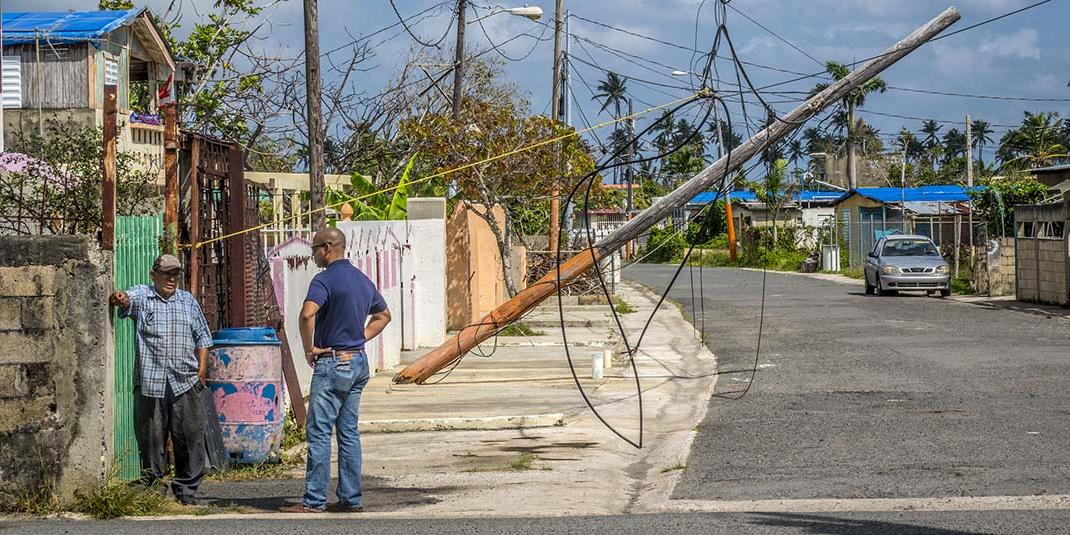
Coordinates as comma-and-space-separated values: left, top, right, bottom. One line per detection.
467, 6, 543, 24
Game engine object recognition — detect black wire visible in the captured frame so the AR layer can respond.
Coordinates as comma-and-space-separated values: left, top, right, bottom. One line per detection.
472, 4, 552, 62
388, 0, 455, 49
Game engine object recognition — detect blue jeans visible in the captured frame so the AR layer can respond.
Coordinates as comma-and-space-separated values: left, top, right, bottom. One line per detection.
304, 352, 370, 510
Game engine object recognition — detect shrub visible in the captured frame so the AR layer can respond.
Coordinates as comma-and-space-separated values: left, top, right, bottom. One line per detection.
641, 225, 687, 263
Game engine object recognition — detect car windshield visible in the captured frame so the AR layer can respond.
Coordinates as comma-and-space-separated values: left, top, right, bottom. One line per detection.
882, 239, 939, 257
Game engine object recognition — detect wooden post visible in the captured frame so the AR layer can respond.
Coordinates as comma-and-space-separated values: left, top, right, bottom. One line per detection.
189, 137, 201, 294
226, 146, 248, 327
163, 104, 179, 254
394, 7, 962, 385
725, 195, 738, 261
101, 85, 117, 251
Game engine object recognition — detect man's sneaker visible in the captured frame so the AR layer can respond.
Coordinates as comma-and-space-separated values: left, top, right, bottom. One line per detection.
280, 503, 325, 513
176, 496, 197, 506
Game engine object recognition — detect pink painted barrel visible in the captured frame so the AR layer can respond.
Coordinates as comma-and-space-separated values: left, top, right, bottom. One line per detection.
207, 328, 284, 464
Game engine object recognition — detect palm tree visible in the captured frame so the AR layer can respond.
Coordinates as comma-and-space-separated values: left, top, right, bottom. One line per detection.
787, 139, 805, 172
970, 119, 994, 168
592, 71, 628, 181
810, 61, 885, 188
896, 129, 923, 164
709, 119, 741, 156
999, 111, 1069, 169
920, 120, 942, 149
942, 128, 966, 163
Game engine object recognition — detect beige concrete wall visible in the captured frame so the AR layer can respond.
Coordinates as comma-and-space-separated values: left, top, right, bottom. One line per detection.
0, 237, 113, 506
446, 204, 524, 330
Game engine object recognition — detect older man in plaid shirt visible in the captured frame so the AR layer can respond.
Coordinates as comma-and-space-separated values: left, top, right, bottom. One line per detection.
110, 254, 213, 505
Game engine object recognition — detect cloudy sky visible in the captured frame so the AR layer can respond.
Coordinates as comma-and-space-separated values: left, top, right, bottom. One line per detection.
10, 0, 1070, 169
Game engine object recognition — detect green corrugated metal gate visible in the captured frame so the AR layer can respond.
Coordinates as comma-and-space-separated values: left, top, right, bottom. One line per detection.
113, 215, 163, 479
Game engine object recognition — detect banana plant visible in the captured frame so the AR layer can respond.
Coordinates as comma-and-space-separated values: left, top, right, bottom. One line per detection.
325, 154, 417, 221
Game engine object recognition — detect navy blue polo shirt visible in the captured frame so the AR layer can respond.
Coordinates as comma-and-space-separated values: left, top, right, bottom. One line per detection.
304, 259, 387, 351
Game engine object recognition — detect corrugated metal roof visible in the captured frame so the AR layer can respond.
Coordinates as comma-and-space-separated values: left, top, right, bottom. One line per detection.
902, 201, 969, 216
0, 9, 143, 45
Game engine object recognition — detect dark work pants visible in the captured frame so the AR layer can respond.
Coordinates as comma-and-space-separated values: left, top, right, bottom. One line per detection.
134, 382, 208, 501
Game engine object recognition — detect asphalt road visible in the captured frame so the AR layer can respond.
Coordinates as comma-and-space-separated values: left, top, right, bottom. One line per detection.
7, 266, 1070, 534
624, 266, 1070, 503
8, 510, 1070, 535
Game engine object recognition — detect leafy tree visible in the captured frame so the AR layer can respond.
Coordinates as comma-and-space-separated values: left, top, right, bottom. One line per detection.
969, 173, 1050, 236
399, 59, 598, 296
942, 128, 967, 163
98, 0, 134, 9
998, 112, 1068, 169
0, 121, 159, 235
751, 159, 796, 247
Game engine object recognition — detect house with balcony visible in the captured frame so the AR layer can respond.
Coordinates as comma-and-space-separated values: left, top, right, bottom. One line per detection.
0, 8, 178, 178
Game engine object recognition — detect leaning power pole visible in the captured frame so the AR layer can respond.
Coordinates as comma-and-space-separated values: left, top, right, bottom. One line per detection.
548, 0, 564, 252
395, 7, 962, 385
304, 0, 325, 229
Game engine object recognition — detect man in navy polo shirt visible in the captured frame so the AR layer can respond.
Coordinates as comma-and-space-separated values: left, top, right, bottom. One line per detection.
282, 227, 391, 514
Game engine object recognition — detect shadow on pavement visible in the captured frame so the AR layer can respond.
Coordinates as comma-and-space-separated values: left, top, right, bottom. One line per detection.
748, 512, 993, 535
198, 476, 455, 512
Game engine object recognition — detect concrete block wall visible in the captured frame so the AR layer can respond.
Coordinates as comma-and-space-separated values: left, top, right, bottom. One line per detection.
0, 237, 113, 506
975, 238, 1017, 297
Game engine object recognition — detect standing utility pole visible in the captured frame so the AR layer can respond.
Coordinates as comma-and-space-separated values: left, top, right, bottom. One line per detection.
900, 141, 907, 230
303, 0, 325, 229
163, 104, 179, 253
394, 7, 962, 385
101, 85, 117, 251
625, 98, 635, 257
966, 114, 974, 264
548, 0, 564, 252
451, 0, 467, 123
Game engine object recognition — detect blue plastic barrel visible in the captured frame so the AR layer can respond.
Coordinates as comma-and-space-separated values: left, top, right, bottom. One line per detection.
207, 327, 284, 464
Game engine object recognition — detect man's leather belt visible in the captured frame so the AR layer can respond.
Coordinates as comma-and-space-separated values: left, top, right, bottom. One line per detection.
317, 349, 362, 363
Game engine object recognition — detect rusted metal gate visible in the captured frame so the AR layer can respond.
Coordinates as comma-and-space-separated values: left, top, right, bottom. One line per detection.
179, 132, 270, 329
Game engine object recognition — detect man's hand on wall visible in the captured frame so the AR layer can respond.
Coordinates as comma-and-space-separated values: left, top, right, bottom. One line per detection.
109, 291, 130, 308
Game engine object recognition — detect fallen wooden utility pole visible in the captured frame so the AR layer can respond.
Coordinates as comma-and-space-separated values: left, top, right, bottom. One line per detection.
394, 7, 961, 385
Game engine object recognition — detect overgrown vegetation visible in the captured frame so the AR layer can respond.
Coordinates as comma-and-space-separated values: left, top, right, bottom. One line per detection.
498, 322, 545, 337
0, 121, 161, 235
613, 297, 636, 314
73, 468, 172, 520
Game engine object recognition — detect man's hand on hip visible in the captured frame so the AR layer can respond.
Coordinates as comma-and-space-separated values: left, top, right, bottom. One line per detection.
305, 347, 331, 367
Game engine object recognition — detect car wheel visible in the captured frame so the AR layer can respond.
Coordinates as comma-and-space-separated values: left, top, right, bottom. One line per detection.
939, 289, 951, 298
865, 275, 875, 295
875, 276, 896, 297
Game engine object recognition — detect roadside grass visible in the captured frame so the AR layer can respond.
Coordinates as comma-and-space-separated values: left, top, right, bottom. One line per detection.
74, 467, 173, 520
206, 450, 303, 482
836, 267, 865, 280
660, 464, 687, 473
613, 297, 636, 315
6, 484, 61, 516
952, 277, 976, 295
498, 322, 545, 337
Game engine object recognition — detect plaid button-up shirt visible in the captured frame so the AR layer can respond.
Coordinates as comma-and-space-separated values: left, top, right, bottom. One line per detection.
119, 285, 213, 399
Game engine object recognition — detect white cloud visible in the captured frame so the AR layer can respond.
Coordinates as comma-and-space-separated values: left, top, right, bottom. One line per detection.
979, 28, 1040, 60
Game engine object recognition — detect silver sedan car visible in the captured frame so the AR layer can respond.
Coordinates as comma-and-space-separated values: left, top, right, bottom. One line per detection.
863, 235, 951, 297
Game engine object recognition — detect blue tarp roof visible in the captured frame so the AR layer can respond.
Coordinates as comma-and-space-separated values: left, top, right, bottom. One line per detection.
688, 190, 841, 205
0, 9, 143, 45
846, 185, 972, 204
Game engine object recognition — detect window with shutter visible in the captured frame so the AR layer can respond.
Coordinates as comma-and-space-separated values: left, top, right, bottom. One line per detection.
1, 57, 21, 109
105, 57, 119, 86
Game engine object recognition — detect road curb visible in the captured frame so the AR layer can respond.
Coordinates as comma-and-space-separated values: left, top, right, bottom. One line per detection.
359, 413, 566, 434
